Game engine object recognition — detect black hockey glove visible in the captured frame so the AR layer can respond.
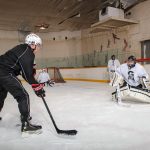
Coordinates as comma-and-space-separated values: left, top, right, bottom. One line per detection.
32, 84, 45, 97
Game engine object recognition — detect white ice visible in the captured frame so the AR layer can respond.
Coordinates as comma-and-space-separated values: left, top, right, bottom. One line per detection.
1, 81, 150, 150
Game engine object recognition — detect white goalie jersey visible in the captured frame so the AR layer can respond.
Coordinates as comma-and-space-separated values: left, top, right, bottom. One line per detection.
110, 63, 150, 103
37, 71, 50, 83
116, 63, 149, 87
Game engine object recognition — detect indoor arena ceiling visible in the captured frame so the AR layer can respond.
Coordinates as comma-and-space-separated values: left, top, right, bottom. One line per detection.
0, 0, 147, 33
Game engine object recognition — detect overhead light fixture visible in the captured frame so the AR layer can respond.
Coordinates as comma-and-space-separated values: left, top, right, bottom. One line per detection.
75, 13, 80, 17
40, 26, 46, 30
35, 23, 49, 30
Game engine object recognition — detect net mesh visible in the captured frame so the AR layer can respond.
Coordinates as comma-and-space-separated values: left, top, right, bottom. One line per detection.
47, 67, 66, 83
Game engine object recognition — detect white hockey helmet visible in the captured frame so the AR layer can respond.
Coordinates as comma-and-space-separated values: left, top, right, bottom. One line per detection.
25, 33, 42, 45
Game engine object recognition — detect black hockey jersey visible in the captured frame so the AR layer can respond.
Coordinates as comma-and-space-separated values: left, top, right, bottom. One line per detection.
0, 44, 38, 84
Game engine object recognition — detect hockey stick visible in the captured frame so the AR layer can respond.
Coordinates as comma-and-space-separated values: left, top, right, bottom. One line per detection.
41, 96, 77, 135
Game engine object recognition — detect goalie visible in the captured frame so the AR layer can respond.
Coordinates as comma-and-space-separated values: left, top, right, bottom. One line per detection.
110, 55, 150, 103
37, 69, 54, 87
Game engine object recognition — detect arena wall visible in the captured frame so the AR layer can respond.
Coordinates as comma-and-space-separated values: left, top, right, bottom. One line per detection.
60, 64, 150, 83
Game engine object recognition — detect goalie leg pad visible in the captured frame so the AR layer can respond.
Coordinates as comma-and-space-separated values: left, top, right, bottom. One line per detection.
128, 87, 150, 103
139, 77, 150, 89
112, 86, 150, 103
112, 85, 130, 101
109, 72, 124, 87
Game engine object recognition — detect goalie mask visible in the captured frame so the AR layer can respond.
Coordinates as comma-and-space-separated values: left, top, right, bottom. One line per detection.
25, 33, 42, 46
127, 55, 136, 69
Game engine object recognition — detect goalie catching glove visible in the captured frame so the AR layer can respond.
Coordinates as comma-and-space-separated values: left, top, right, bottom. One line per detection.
139, 76, 150, 89
32, 84, 45, 97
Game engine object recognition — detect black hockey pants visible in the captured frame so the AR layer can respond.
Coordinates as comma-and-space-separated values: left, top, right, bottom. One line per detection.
0, 69, 30, 122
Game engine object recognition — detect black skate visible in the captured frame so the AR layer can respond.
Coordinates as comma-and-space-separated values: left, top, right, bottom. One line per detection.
21, 121, 42, 137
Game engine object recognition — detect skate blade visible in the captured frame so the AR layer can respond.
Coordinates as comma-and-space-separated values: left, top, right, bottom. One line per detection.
116, 101, 131, 107
21, 129, 42, 138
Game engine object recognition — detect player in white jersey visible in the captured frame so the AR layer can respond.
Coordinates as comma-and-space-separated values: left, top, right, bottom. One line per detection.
37, 69, 54, 86
110, 55, 150, 103
116, 55, 149, 88
108, 55, 120, 81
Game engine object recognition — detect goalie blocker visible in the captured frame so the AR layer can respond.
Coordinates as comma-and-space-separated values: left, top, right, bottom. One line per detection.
111, 72, 150, 103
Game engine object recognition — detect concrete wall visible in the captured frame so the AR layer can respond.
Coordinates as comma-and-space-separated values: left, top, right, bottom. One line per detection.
0, 30, 20, 54
37, 31, 81, 58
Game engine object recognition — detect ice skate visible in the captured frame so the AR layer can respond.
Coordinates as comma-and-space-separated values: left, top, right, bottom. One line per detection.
21, 121, 42, 137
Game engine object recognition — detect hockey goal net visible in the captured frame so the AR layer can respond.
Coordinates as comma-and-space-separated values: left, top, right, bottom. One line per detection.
35, 67, 65, 83
47, 67, 66, 83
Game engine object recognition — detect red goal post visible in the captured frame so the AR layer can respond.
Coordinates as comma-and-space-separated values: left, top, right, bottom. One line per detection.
136, 58, 150, 64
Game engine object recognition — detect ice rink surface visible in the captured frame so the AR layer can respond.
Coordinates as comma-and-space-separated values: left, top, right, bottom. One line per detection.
1, 81, 150, 150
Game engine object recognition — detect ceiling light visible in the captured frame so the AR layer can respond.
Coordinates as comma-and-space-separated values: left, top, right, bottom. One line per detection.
75, 13, 80, 17
40, 26, 46, 30
35, 23, 49, 30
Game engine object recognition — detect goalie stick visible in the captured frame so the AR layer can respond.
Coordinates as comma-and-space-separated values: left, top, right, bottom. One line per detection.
41, 96, 77, 136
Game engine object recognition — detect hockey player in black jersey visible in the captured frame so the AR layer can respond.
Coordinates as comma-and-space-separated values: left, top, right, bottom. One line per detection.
0, 33, 45, 134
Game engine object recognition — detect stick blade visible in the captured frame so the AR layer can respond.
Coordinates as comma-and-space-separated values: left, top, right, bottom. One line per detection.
58, 129, 77, 136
